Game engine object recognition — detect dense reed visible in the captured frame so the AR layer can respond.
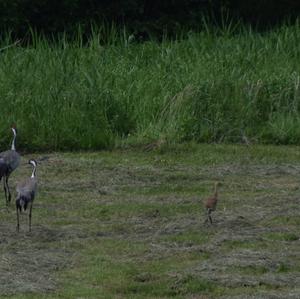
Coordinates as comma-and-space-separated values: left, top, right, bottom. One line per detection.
1, 24, 300, 150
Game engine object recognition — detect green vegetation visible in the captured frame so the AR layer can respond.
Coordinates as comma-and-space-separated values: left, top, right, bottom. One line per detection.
2, 24, 300, 150
1, 144, 300, 298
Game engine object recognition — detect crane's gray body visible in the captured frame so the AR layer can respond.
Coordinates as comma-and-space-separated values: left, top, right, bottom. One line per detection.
0, 128, 21, 206
0, 158, 8, 178
16, 176, 37, 210
16, 160, 37, 232
0, 150, 20, 174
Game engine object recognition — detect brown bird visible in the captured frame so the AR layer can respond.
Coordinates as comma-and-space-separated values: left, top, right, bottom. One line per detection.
204, 182, 221, 224
16, 159, 37, 232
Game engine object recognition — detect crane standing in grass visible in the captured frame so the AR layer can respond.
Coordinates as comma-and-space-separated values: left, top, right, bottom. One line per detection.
0, 158, 8, 182
16, 159, 38, 232
0, 126, 21, 206
204, 182, 221, 225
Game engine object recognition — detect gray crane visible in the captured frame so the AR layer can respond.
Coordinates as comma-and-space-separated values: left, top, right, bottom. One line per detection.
16, 159, 37, 232
0, 158, 8, 180
0, 127, 21, 206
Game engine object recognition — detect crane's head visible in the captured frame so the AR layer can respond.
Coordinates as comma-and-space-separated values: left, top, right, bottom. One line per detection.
28, 159, 37, 168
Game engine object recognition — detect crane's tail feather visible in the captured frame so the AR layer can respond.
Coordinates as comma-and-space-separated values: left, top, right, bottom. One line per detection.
16, 195, 30, 212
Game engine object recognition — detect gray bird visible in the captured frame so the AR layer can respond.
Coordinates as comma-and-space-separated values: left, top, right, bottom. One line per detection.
16, 159, 37, 232
0, 158, 8, 179
0, 126, 21, 206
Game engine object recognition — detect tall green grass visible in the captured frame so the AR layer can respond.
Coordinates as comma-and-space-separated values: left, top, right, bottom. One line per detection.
1, 23, 300, 150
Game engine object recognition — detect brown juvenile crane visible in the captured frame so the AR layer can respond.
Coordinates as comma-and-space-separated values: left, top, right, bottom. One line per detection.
16, 159, 37, 232
204, 182, 221, 225
0, 126, 21, 206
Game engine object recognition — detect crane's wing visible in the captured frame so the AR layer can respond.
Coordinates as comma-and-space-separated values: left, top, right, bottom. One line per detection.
16, 177, 37, 198
0, 150, 20, 171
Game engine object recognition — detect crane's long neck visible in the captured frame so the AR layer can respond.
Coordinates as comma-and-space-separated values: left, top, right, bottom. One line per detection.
31, 164, 36, 178
11, 133, 16, 151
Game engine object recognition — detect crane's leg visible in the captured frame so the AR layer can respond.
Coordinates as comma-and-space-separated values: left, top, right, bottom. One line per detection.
208, 210, 213, 224
3, 177, 8, 206
29, 202, 33, 232
16, 203, 20, 232
204, 208, 209, 224
5, 175, 11, 204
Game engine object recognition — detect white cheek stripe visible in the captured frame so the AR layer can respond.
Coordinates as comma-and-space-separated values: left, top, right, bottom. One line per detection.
30, 161, 37, 178
11, 128, 16, 151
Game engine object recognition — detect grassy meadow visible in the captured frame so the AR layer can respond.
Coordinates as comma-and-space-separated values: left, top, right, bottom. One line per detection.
0, 144, 299, 298
1, 23, 300, 298
1, 24, 300, 150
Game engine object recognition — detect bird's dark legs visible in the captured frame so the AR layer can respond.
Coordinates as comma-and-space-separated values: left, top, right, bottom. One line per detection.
5, 175, 11, 203
204, 209, 213, 225
3, 175, 11, 207
204, 209, 209, 224
29, 203, 33, 232
3, 177, 8, 206
16, 203, 20, 232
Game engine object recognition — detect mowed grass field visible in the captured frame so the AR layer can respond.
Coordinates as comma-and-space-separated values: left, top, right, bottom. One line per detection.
0, 144, 299, 298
